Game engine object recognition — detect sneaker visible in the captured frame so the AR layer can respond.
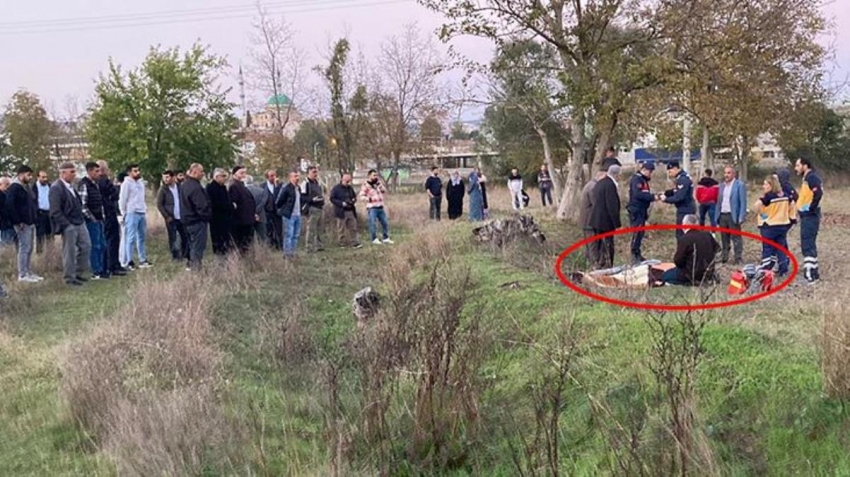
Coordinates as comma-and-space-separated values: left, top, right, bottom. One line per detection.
382, 238, 394, 244
352, 243, 363, 249
91, 275, 102, 280
112, 269, 128, 276
18, 276, 40, 283
26, 273, 44, 282
372, 239, 382, 245
125, 264, 135, 271
806, 279, 819, 286
138, 261, 153, 269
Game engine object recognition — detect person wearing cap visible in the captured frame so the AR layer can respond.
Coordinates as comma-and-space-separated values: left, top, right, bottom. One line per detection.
589, 163, 622, 268
49, 162, 92, 286
658, 161, 696, 240
627, 161, 656, 263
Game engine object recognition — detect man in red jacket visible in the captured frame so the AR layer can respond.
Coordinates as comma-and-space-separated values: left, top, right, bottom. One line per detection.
695, 169, 719, 227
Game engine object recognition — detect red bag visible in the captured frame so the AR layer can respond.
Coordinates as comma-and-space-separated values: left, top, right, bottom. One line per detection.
728, 270, 749, 295
696, 185, 719, 204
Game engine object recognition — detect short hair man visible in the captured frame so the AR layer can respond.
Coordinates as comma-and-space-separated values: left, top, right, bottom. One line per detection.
301, 165, 326, 252
794, 156, 823, 284
245, 174, 270, 243
79, 162, 109, 279
119, 164, 152, 269
49, 162, 92, 286
588, 164, 622, 268
579, 164, 609, 265
0, 176, 16, 246
5, 166, 41, 282
538, 164, 554, 207
229, 165, 258, 254
661, 214, 720, 286
695, 168, 720, 227
96, 160, 127, 276
275, 170, 305, 257
715, 166, 747, 264
32, 170, 53, 253
359, 169, 393, 244
424, 166, 443, 221
179, 163, 212, 270
263, 170, 283, 249
207, 168, 233, 256
156, 170, 189, 261
330, 173, 362, 248
658, 161, 696, 240
627, 161, 656, 263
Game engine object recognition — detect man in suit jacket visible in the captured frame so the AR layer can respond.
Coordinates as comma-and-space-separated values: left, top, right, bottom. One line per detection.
263, 170, 283, 250
229, 165, 258, 254
589, 164, 622, 269
714, 166, 748, 264
156, 170, 189, 262
49, 162, 92, 286
246, 175, 270, 243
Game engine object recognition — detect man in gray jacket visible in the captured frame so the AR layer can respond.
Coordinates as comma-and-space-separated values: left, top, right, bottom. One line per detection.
49, 162, 92, 286
246, 175, 270, 243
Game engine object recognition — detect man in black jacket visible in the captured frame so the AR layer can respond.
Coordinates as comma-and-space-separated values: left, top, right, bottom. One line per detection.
229, 165, 258, 254
180, 163, 212, 270
424, 166, 443, 221
0, 177, 15, 247
330, 173, 361, 248
96, 161, 127, 276
49, 162, 92, 286
207, 168, 233, 256
156, 170, 189, 261
588, 164, 622, 268
79, 162, 108, 279
275, 170, 304, 257
301, 166, 325, 252
263, 170, 283, 249
662, 214, 720, 286
5, 166, 41, 283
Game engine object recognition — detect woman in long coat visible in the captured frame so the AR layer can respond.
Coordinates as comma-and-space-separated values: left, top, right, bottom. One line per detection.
207, 168, 233, 256
445, 171, 465, 220
468, 169, 484, 221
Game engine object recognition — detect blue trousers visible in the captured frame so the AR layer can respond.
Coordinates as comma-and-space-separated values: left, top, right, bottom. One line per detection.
661, 267, 691, 286
282, 215, 302, 256
368, 208, 390, 241
124, 212, 148, 264
699, 203, 717, 227
800, 214, 820, 281
759, 225, 790, 276
629, 210, 647, 259
86, 221, 106, 276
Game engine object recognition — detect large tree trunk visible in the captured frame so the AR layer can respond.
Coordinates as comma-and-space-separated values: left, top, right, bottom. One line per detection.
536, 127, 562, 206
556, 113, 586, 222
701, 125, 713, 172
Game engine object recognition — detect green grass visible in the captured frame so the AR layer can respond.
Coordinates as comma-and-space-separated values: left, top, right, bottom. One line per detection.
1, 206, 848, 475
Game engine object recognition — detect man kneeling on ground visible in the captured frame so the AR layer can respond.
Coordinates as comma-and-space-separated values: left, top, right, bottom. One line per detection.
662, 214, 720, 286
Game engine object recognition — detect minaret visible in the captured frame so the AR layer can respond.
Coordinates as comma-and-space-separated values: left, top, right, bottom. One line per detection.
238, 64, 247, 129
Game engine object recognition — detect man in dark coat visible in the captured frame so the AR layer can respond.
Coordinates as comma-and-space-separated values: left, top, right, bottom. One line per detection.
330, 173, 361, 248
180, 163, 212, 271
5, 166, 40, 282
424, 166, 443, 221
660, 161, 696, 240
627, 161, 656, 263
263, 170, 283, 249
49, 162, 92, 286
96, 161, 126, 276
156, 170, 189, 261
229, 165, 258, 254
300, 166, 326, 252
206, 168, 233, 256
446, 171, 465, 219
661, 214, 720, 286
589, 164, 622, 268
246, 176, 270, 243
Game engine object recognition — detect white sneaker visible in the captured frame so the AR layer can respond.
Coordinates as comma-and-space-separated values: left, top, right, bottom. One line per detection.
138, 261, 153, 269
18, 276, 39, 283
382, 238, 394, 244
372, 239, 382, 245
27, 273, 44, 282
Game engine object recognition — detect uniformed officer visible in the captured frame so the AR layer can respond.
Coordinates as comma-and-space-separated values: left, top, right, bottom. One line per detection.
660, 161, 696, 240
627, 161, 656, 263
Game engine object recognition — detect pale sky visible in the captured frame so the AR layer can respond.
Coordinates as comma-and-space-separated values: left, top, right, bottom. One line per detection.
0, 0, 848, 118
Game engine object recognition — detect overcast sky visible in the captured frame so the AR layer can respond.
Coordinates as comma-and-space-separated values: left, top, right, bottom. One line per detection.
1, 0, 848, 118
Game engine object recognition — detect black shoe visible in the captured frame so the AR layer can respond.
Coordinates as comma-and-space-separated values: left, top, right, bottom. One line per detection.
114, 266, 129, 274
66, 279, 84, 286
75, 276, 89, 282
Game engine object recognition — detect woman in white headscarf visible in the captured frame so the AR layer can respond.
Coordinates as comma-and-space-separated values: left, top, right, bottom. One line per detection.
445, 170, 465, 220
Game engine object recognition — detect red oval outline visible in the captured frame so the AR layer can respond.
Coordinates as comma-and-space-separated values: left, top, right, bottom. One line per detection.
554, 224, 799, 311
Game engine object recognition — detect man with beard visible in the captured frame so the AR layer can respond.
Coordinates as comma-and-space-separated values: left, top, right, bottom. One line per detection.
180, 163, 212, 270
5, 166, 41, 283
156, 170, 189, 261
330, 173, 361, 248
33, 170, 53, 253
119, 164, 152, 269
79, 162, 109, 279
49, 162, 92, 286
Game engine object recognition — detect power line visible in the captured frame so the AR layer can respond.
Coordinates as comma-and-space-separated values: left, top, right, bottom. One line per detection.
0, 0, 410, 35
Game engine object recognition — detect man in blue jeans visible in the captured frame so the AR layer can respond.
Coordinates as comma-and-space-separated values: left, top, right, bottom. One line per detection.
79, 162, 109, 279
275, 170, 304, 257
359, 169, 394, 245
119, 164, 152, 269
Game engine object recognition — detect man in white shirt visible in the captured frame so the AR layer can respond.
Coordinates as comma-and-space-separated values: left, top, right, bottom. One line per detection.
118, 164, 152, 269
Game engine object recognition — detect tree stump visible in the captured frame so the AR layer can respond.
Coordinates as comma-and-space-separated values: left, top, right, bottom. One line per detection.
472, 214, 546, 247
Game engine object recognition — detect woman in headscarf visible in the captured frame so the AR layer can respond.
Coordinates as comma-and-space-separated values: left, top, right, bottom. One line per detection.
207, 168, 233, 255
445, 170, 465, 220
468, 168, 484, 221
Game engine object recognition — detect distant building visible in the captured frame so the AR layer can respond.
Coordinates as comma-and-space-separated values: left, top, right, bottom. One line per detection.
245, 94, 302, 139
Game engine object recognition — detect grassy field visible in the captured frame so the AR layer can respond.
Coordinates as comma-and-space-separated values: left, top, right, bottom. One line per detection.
1, 176, 849, 476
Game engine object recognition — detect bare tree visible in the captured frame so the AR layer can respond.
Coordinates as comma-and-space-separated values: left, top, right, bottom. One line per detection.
367, 23, 443, 188
247, 2, 308, 169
